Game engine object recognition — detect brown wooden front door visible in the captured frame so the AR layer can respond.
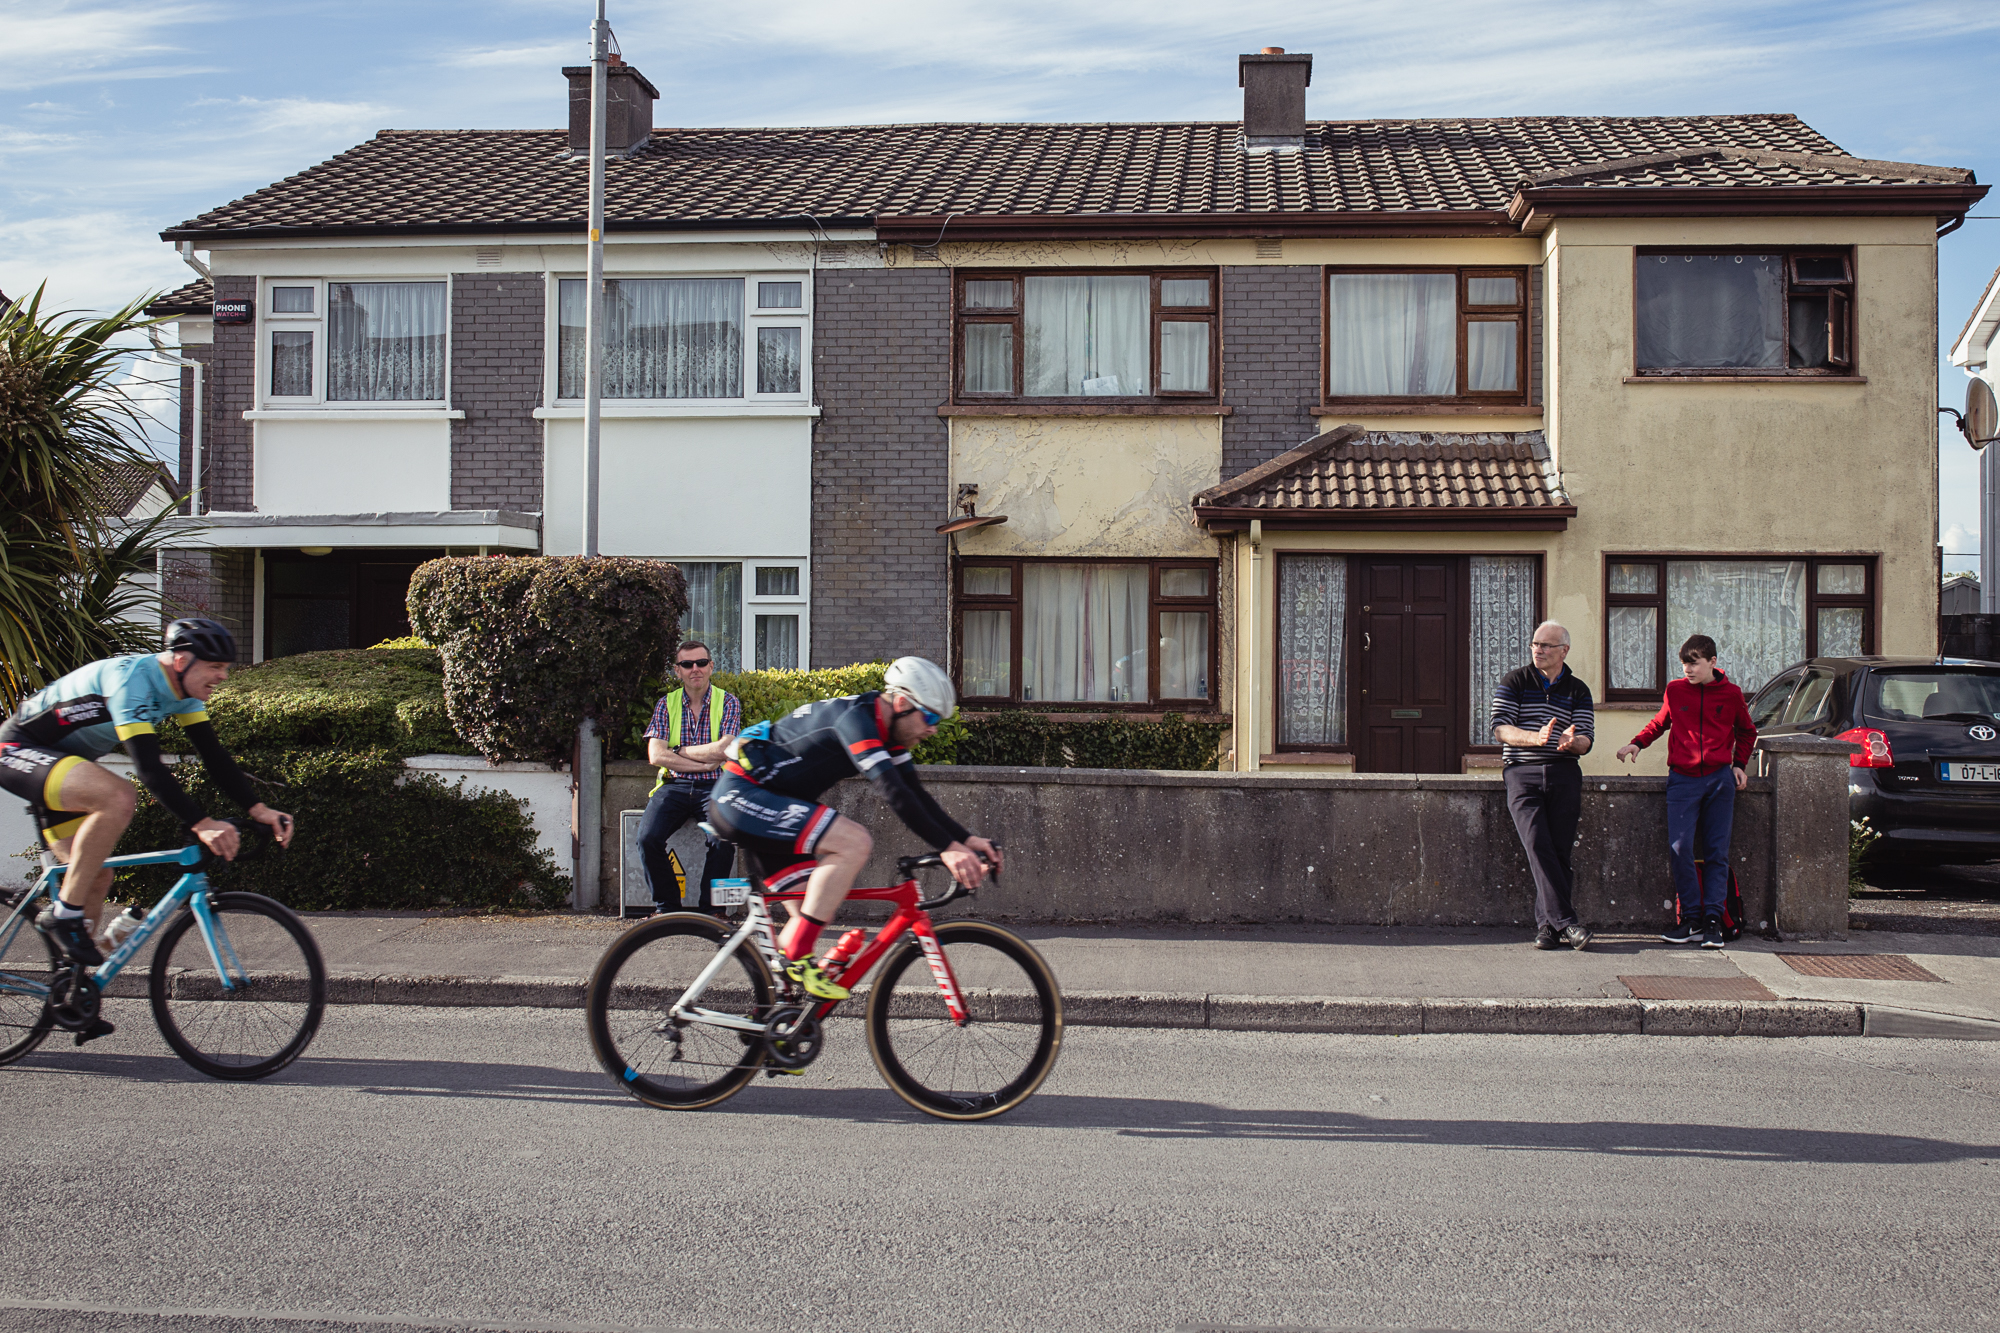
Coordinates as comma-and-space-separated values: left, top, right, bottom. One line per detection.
1354, 557, 1463, 773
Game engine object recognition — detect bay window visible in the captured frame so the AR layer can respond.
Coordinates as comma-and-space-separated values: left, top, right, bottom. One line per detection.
953, 271, 1219, 402
955, 559, 1217, 705
262, 279, 447, 405
555, 274, 809, 402
1633, 249, 1855, 375
1604, 556, 1873, 699
1323, 267, 1528, 405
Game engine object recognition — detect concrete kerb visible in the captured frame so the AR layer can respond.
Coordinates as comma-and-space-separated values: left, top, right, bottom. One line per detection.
308, 978, 1877, 1036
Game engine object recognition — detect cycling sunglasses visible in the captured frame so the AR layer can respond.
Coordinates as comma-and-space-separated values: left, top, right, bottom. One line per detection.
675, 657, 711, 669
916, 705, 944, 727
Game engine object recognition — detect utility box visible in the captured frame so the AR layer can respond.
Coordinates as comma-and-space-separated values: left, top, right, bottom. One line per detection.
618, 808, 716, 916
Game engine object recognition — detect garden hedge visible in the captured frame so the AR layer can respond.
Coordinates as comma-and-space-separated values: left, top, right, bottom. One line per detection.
115, 748, 569, 910
165, 647, 472, 759
408, 555, 687, 767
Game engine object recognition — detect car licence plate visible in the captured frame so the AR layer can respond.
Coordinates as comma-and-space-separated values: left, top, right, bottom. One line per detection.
1939, 762, 2000, 783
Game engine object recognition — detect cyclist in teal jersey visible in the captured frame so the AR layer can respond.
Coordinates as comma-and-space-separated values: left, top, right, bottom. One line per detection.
0, 619, 293, 1040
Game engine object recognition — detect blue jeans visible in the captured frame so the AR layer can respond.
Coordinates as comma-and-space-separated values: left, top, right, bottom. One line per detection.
1666, 766, 1735, 917
638, 782, 736, 910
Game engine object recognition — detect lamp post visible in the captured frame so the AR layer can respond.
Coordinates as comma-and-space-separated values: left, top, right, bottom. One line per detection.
574, 0, 611, 910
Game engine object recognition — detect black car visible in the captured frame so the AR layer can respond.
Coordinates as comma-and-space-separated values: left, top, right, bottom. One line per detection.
1748, 656, 2000, 866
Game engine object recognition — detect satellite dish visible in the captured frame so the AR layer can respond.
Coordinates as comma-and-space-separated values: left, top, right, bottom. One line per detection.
1968, 378, 2000, 451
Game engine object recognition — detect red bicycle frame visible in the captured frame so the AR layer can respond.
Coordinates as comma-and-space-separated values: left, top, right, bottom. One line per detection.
756, 876, 970, 1024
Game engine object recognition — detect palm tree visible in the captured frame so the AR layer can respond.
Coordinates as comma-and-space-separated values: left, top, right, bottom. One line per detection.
0, 284, 182, 711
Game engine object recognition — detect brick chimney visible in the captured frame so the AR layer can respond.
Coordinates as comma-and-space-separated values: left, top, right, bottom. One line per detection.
1239, 47, 1312, 150
563, 57, 660, 154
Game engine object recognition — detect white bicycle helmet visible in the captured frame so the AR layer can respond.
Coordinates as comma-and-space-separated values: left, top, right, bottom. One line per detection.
883, 656, 956, 720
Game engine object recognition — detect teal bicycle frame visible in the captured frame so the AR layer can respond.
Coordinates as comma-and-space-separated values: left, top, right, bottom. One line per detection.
0, 843, 248, 1001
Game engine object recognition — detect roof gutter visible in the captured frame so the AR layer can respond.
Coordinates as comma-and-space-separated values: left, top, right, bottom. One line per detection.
1508, 182, 1990, 234
158, 214, 878, 244
875, 210, 1520, 243
1193, 505, 1576, 532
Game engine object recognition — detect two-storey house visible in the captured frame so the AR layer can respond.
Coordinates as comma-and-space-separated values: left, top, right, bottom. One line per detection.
150, 48, 1985, 775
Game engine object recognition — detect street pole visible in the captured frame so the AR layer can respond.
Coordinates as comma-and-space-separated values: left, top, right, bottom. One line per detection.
574, 0, 610, 910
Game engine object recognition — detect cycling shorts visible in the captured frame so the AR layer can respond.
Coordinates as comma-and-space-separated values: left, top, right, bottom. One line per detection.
0, 740, 91, 843
707, 774, 838, 892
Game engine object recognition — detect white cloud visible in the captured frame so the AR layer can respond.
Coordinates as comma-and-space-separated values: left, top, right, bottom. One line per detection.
0, 209, 191, 316
1943, 524, 1980, 556
0, 0, 221, 91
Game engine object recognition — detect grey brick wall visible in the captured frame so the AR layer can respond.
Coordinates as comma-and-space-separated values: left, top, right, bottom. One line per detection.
1221, 265, 1322, 478
810, 267, 951, 667
449, 273, 546, 512
160, 549, 254, 664
207, 276, 256, 511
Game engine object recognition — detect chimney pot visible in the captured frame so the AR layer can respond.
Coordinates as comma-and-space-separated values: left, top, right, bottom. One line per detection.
1238, 49, 1312, 150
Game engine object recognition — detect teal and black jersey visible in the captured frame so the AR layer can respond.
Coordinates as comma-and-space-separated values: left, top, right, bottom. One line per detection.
1, 653, 211, 760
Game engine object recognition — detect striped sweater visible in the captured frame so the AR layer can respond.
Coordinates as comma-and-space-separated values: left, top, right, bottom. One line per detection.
1491, 664, 1595, 765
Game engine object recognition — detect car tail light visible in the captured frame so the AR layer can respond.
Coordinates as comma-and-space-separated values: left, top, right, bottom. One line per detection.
1837, 726, 1894, 768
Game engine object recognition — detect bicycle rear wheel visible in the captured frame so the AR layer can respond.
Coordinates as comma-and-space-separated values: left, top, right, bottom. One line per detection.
0, 899, 58, 1067
585, 913, 773, 1110
865, 920, 1062, 1121
148, 892, 326, 1080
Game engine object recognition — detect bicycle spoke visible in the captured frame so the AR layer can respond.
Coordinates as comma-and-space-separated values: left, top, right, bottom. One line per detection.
150, 895, 325, 1080
586, 917, 771, 1109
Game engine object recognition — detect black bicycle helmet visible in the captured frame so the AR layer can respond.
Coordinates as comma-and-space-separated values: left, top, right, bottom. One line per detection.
164, 617, 237, 662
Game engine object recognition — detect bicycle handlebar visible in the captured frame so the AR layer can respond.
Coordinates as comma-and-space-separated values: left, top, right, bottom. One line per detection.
899, 845, 1001, 912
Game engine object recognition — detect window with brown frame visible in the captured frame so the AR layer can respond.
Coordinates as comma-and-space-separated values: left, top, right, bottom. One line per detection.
954, 558, 1218, 706
1633, 248, 1856, 376
1322, 267, 1529, 406
1603, 556, 1875, 701
953, 270, 1220, 402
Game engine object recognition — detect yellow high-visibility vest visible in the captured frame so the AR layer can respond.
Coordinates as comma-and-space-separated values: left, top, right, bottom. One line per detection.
651, 686, 728, 796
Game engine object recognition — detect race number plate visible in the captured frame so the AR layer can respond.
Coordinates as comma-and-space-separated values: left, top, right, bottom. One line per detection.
710, 878, 752, 906
1939, 762, 2000, 783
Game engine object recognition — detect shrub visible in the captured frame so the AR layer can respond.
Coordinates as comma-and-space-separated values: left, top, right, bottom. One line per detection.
618, 661, 964, 766
114, 748, 569, 910
174, 648, 472, 758
956, 711, 1226, 771
408, 556, 688, 767
367, 635, 429, 650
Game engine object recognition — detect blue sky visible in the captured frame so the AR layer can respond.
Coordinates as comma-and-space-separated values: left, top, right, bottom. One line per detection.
3, 0, 1996, 563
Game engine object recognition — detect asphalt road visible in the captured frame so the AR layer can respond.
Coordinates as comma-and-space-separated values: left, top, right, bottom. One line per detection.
1, 1004, 1996, 1333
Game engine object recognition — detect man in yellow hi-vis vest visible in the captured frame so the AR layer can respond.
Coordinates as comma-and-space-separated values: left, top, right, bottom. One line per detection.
636, 640, 743, 915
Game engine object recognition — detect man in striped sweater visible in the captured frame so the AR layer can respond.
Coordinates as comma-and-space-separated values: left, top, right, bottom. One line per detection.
1491, 620, 1597, 951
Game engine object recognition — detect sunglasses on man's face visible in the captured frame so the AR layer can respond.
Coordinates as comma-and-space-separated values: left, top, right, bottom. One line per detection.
675, 658, 711, 670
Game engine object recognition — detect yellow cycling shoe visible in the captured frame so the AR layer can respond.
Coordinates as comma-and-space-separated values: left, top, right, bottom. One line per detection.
784, 956, 850, 1001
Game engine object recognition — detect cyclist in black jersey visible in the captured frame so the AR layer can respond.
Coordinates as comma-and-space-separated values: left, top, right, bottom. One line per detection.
687, 657, 999, 1001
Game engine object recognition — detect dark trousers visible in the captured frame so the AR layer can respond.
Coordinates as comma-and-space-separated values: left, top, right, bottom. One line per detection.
638, 783, 735, 910
1504, 760, 1583, 930
1666, 766, 1736, 917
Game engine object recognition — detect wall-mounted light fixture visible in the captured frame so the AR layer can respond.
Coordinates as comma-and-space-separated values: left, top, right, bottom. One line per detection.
937, 483, 1008, 535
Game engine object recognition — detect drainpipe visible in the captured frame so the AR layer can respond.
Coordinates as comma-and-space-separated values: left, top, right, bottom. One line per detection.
1245, 518, 1262, 773
177, 241, 211, 281
145, 327, 203, 518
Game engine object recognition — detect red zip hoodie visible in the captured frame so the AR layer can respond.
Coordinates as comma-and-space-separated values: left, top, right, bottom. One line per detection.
1632, 669, 1758, 777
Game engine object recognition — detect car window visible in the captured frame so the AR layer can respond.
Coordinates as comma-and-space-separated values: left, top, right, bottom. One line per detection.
1750, 670, 1802, 728
1867, 668, 2000, 724
1779, 667, 1837, 727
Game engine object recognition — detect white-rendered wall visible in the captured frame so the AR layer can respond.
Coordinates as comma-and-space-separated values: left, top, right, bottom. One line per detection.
542, 417, 810, 557
253, 418, 451, 514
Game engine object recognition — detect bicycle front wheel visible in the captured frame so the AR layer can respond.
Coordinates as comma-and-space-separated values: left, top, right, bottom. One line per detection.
0, 902, 58, 1067
865, 920, 1062, 1121
148, 892, 326, 1080
585, 913, 773, 1110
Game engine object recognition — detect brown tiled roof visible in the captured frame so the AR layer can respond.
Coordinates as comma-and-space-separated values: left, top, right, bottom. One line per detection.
145, 278, 212, 316
161, 113, 1977, 240
91, 461, 181, 519
1193, 426, 1573, 526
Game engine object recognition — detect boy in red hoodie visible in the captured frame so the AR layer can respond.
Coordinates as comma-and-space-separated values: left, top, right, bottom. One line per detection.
1616, 634, 1758, 948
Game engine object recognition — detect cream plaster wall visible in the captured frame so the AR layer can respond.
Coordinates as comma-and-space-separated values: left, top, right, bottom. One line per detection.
947, 415, 1222, 560
253, 417, 450, 513
895, 237, 1543, 271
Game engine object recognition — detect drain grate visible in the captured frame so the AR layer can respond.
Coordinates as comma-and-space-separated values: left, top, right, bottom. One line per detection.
1619, 975, 1777, 1001
1778, 953, 1943, 982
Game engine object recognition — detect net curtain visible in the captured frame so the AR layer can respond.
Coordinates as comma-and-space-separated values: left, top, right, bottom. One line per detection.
1275, 554, 1347, 746
1469, 556, 1538, 742
1022, 564, 1149, 702
1326, 274, 1456, 396
1024, 276, 1149, 397
1665, 561, 1805, 695
559, 278, 743, 398
327, 282, 446, 401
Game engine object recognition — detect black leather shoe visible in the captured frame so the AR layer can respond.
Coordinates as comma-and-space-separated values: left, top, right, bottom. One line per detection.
1534, 925, 1560, 950
36, 909, 104, 968
1560, 924, 1595, 951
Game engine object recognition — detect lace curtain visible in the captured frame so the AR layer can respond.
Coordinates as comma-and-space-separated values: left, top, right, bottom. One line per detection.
558, 278, 743, 398
1276, 554, 1346, 745
1326, 273, 1456, 396
1469, 556, 1538, 742
678, 562, 742, 673
1022, 563, 1149, 701
1635, 254, 1784, 370
1665, 560, 1805, 695
327, 282, 445, 401
1024, 276, 1149, 397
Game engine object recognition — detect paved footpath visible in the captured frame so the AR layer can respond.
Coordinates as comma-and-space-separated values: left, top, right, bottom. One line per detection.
160, 909, 2000, 1041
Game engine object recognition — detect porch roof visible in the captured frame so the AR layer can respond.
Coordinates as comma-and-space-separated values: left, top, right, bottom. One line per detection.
1192, 425, 1575, 531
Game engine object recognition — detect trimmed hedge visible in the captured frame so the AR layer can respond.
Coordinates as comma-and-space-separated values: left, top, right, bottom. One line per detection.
619, 662, 964, 765
172, 648, 472, 759
409, 556, 688, 767
115, 748, 570, 910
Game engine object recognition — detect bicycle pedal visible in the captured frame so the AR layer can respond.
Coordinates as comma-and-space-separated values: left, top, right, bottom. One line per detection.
765, 1066, 805, 1078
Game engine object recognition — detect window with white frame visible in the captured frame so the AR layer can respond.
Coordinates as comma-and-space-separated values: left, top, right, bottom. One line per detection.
555, 275, 809, 402
673, 559, 810, 673
261, 279, 448, 405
